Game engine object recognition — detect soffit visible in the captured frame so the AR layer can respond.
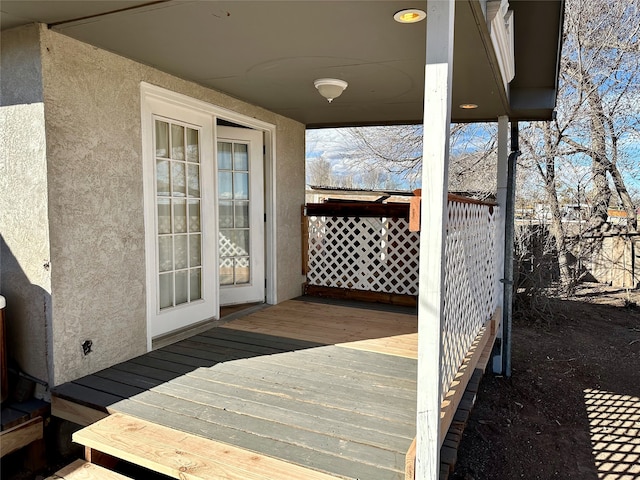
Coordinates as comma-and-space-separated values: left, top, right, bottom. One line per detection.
509, 0, 564, 121
0, 0, 563, 125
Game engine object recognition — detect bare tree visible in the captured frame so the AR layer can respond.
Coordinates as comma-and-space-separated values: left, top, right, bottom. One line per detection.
556, 0, 639, 232
306, 156, 336, 187
448, 152, 497, 196
339, 123, 499, 193
518, 0, 639, 289
340, 125, 423, 189
520, 122, 574, 285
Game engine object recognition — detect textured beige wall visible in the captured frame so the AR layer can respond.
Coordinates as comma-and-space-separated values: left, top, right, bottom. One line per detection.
275, 126, 307, 302
38, 26, 305, 385
0, 25, 52, 384
0, 24, 43, 105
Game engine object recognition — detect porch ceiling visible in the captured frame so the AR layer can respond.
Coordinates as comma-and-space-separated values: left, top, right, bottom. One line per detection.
1, 0, 563, 126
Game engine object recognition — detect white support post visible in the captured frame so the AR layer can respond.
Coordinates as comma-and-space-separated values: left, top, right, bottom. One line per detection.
493, 115, 509, 373
416, 1, 455, 478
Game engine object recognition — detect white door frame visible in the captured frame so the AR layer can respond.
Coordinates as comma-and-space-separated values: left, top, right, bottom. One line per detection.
141, 83, 277, 351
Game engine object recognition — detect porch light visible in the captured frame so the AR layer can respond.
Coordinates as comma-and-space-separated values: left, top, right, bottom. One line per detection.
314, 78, 348, 103
459, 103, 479, 109
394, 9, 426, 23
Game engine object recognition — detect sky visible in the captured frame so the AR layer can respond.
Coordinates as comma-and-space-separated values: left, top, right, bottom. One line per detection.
305, 128, 356, 179
305, 126, 640, 203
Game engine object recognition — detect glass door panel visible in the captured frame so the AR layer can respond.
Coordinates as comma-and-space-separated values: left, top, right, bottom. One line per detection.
218, 141, 251, 286
155, 119, 203, 311
216, 126, 264, 306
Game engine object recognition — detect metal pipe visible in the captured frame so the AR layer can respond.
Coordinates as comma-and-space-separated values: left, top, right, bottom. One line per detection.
502, 122, 519, 377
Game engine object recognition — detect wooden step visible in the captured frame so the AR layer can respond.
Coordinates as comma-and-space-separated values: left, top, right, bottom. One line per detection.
0, 416, 43, 458
1, 398, 50, 432
73, 413, 341, 479
46, 459, 132, 479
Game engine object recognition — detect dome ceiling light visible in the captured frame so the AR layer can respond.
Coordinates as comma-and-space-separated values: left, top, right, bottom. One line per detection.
314, 78, 348, 103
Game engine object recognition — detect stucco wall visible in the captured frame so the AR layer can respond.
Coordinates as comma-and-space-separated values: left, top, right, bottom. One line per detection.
274, 125, 307, 302
38, 26, 305, 385
0, 24, 44, 106
0, 24, 52, 384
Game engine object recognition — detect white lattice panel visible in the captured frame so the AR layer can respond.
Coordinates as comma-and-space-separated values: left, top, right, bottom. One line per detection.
305, 202, 502, 400
307, 216, 420, 295
441, 202, 501, 397
219, 232, 249, 268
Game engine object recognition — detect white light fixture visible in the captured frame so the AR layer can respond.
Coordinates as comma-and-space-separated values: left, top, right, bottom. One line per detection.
459, 103, 479, 110
394, 9, 426, 24
314, 78, 348, 103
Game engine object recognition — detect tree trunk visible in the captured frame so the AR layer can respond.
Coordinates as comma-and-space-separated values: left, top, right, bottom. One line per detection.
542, 124, 573, 288
585, 80, 612, 233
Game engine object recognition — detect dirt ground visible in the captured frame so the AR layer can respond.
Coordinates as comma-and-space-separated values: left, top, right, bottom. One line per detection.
452, 284, 640, 480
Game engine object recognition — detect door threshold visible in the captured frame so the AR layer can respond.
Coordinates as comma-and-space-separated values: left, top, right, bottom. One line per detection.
219, 302, 268, 324
151, 317, 219, 350
151, 303, 269, 350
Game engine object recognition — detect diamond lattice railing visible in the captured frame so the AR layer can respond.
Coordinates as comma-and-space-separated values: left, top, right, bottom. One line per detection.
307, 216, 420, 295
305, 199, 502, 396
441, 201, 501, 398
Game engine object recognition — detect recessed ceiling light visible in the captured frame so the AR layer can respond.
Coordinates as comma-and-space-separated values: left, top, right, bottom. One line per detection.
459, 103, 479, 109
394, 9, 426, 24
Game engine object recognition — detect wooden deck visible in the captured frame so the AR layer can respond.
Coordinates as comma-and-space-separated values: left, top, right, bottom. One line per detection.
52, 297, 418, 480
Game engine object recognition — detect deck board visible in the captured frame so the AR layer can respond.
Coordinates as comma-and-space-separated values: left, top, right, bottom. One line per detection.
126, 355, 197, 375
252, 351, 416, 391
72, 375, 145, 399
279, 345, 417, 379
147, 381, 413, 449
54, 383, 122, 410
159, 375, 415, 437
92, 367, 165, 390
76, 413, 367, 480
110, 361, 182, 382
113, 401, 402, 479
188, 334, 285, 355
199, 327, 324, 350
161, 341, 233, 362
120, 391, 407, 471
183, 350, 416, 421
223, 300, 417, 359
53, 299, 417, 480
146, 349, 217, 368
198, 352, 416, 402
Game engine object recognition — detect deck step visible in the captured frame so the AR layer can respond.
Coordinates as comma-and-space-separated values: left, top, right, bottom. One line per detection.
72, 413, 341, 479
46, 459, 132, 479
0, 416, 43, 458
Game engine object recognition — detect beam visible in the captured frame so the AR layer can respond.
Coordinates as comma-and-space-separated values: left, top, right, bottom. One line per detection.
52, 396, 109, 427
416, 1, 455, 478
